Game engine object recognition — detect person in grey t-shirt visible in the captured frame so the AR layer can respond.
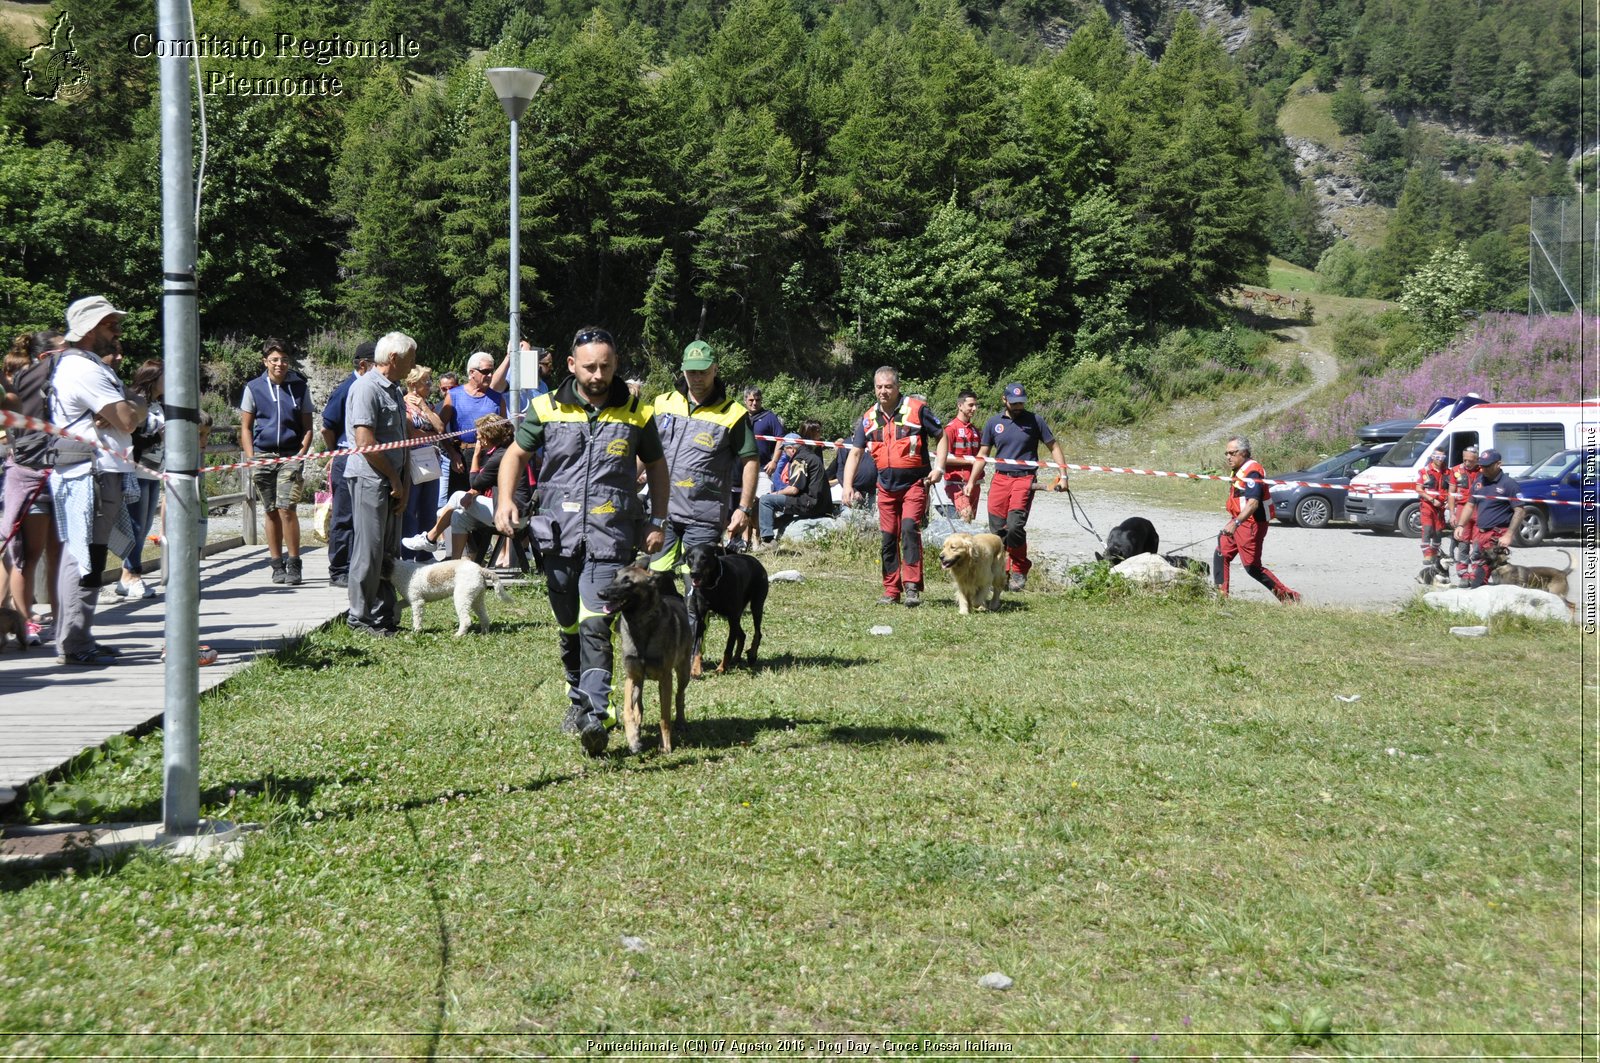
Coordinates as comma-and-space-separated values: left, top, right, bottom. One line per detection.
344, 331, 415, 635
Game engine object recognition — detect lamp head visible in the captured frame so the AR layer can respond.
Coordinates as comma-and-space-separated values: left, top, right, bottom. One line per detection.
485, 67, 546, 122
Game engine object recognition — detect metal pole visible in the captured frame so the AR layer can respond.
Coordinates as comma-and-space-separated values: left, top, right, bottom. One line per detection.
507, 115, 522, 411
158, 0, 201, 834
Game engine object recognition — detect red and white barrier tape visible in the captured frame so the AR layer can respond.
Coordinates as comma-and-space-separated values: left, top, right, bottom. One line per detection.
757, 433, 1596, 509
0, 407, 470, 479
198, 428, 473, 475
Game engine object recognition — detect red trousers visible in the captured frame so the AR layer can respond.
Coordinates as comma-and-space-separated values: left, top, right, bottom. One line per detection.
1419, 502, 1447, 561
877, 481, 927, 597
1214, 518, 1297, 600
1467, 525, 1507, 587
987, 474, 1036, 576
944, 476, 981, 522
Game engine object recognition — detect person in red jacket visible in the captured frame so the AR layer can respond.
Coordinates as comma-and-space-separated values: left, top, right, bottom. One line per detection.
841, 367, 946, 607
940, 390, 983, 521
1416, 449, 1450, 583
1447, 445, 1481, 586
1213, 435, 1300, 602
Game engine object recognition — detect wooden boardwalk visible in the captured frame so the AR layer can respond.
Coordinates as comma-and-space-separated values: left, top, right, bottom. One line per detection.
0, 545, 348, 806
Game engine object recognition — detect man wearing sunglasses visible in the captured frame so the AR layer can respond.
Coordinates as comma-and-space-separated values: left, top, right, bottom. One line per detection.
439, 350, 509, 496
495, 327, 669, 757
1214, 435, 1300, 603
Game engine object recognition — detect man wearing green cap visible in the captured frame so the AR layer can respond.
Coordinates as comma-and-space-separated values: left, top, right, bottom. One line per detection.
650, 339, 760, 647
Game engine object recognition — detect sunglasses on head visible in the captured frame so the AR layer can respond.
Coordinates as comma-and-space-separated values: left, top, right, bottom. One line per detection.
572, 328, 615, 349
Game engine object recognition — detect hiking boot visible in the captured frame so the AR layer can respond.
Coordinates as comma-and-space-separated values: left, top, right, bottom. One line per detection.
284, 556, 303, 586
1007, 571, 1026, 593
269, 557, 288, 584
58, 647, 117, 666
579, 718, 609, 757
561, 703, 584, 734
875, 594, 899, 606
901, 584, 921, 607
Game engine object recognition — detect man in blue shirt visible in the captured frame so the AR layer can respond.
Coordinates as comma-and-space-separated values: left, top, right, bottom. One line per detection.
1460, 448, 1529, 587
968, 383, 1068, 592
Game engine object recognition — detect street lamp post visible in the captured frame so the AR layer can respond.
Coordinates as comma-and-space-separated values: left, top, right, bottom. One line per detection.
485, 67, 546, 412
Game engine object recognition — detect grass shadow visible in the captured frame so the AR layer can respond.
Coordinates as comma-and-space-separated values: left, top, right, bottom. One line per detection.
747, 651, 874, 670
272, 643, 372, 670
822, 723, 946, 746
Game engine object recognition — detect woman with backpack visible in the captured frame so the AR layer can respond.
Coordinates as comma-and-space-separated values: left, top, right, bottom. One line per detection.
1, 330, 68, 645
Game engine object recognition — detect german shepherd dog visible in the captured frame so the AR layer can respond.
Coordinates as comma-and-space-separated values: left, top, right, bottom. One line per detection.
598, 560, 693, 754
685, 542, 767, 676
1487, 546, 1575, 615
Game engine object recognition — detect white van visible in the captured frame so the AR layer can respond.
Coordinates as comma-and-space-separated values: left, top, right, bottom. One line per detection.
1344, 397, 1599, 535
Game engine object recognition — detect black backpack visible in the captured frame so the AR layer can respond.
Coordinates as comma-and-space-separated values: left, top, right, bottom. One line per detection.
6, 350, 100, 470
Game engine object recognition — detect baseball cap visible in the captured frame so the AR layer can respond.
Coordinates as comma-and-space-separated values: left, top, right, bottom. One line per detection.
1479, 448, 1503, 465
781, 432, 801, 446
1003, 382, 1026, 403
64, 296, 126, 343
682, 340, 716, 371
354, 340, 377, 365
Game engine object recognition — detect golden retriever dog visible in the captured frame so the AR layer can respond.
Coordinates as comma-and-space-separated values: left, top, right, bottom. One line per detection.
938, 532, 1006, 614
388, 557, 509, 635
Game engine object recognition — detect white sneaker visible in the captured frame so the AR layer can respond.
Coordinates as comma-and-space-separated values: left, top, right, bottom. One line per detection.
402, 532, 444, 554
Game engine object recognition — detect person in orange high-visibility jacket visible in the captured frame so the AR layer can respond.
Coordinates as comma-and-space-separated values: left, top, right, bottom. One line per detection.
841, 367, 947, 608
1416, 449, 1450, 582
1213, 435, 1300, 602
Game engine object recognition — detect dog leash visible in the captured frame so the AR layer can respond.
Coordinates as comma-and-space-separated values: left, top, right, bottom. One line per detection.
933, 479, 963, 535
1064, 485, 1103, 544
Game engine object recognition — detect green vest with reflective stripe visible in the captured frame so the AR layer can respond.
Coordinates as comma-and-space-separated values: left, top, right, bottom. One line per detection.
653, 390, 748, 527
534, 391, 653, 561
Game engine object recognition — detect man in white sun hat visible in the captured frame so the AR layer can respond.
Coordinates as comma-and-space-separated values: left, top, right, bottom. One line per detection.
49, 296, 147, 665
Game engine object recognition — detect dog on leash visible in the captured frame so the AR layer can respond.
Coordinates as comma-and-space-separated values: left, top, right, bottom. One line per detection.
1487, 546, 1574, 613
0, 605, 28, 652
939, 532, 1006, 614
1098, 516, 1160, 564
684, 542, 767, 676
598, 560, 693, 754
388, 557, 509, 635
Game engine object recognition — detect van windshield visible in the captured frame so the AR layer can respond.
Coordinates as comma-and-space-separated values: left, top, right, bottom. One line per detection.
1376, 425, 1440, 467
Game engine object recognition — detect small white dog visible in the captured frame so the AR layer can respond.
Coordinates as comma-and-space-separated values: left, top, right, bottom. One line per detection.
388, 558, 509, 635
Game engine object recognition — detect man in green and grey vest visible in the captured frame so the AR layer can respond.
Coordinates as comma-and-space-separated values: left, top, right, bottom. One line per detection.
648, 339, 759, 653
495, 327, 669, 757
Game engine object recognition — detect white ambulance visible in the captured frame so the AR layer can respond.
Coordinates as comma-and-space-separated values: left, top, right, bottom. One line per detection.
1343, 396, 1599, 536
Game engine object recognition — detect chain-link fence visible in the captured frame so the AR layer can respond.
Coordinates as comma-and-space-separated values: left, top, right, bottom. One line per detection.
1529, 195, 1598, 315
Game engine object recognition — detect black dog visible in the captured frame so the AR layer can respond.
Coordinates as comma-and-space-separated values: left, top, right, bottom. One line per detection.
684, 542, 768, 677
1097, 516, 1160, 564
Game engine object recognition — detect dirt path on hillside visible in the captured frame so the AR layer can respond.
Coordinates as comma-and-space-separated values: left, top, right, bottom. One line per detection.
1194, 326, 1338, 446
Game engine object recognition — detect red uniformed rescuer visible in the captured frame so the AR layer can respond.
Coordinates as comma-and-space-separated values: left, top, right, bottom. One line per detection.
1213, 435, 1300, 603
840, 367, 946, 608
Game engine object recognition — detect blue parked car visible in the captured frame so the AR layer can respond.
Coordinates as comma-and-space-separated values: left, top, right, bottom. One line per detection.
1270, 442, 1395, 528
1512, 447, 1597, 546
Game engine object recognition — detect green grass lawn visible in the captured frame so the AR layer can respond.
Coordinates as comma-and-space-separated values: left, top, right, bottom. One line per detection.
1, 539, 1589, 1058
1276, 76, 1345, 149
